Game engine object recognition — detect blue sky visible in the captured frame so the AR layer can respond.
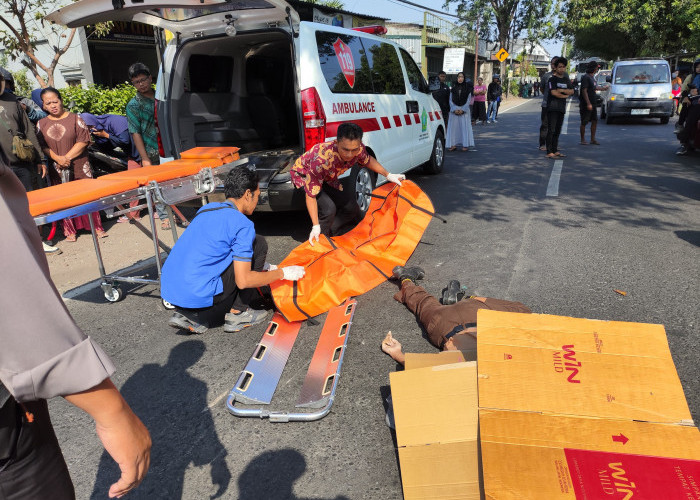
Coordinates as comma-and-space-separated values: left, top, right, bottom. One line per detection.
342, 0, 563, 56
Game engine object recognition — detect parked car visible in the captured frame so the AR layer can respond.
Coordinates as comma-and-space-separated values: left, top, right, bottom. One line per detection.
47, 1, 446, 214
601, 58, 674, 124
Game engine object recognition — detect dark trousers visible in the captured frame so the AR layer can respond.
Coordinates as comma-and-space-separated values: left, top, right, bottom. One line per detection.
176, 236, 268, 327
546, 111, 565, 154
473, 101, 487, 122
9, 166, 35, 192
394, 283, 531, 349
0, 399, 75, 500
539, 107, 549, 147
679, 105, 700, 147
317, 183, 361, 236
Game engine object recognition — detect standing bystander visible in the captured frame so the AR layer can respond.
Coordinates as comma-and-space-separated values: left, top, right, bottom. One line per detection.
431, 71, 451, 126
125, 63, 170, 228
579, 61, 600, 145
545, 57, 574, 159
539, 57, 561, 150
486, 76, 502, 123
472, 77, 487, 124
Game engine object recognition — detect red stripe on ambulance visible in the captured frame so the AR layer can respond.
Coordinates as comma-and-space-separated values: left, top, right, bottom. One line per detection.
393, 115, 402, 127
380, 116, 391, 129
403, 114, 411, 125
428, 112, 434, 121
326, 118, 382, 138
413, 113, 420, 124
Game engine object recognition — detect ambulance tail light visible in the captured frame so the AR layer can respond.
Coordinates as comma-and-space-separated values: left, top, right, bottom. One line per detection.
301, 87, 326, 151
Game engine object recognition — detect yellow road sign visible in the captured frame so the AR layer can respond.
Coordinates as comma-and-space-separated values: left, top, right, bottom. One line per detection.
495, 48, 509, 62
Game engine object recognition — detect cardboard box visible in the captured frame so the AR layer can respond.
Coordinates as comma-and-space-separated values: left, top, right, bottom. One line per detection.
390, 359, 481, 499
476, 310, 700, 499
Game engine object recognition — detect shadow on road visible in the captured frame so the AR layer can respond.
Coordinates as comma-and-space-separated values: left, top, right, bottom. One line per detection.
238, 449, 349, 500
90, 340, 230, 499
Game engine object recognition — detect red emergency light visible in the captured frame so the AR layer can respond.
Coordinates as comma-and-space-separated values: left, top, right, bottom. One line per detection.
351, 25, 387, 36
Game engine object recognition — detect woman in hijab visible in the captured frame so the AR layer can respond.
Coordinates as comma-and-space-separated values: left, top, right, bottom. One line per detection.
446, 72, 475, 151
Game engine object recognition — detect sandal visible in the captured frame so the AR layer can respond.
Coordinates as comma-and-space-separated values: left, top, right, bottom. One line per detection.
462, 147, 469, 151
555, 152, 567, 158
546, 153, 557, 159
65, 233, 77, 242
96, 230, 108, 239
580, 141, 589, 145
448, 147, 457, 151
161, 219, 171, 230
117, 215, 130, 223
590, 140, 600, 145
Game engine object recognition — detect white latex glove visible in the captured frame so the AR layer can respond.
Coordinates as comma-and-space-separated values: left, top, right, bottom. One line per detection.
263, 262, 278, 271
282, 265, 305, 281
309, 224, 321, 246
386, 173, 405, 186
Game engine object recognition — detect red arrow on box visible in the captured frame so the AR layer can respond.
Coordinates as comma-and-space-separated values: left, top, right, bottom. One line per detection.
612, 433, 629, 445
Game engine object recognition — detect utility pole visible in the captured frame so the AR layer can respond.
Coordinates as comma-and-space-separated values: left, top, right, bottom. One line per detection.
473, 16, 480, 81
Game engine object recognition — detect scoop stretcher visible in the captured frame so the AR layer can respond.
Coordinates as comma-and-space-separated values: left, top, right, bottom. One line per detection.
27, 147, 245, 303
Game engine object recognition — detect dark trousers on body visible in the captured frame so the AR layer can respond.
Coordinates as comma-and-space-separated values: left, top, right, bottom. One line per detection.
394, 283, 531, 349
539, 107, 549, 147
0, 399, 75, 500
9, 166, 35, 193
176, 236, 268, 327
546, 111, 565, 154
473, 101, 487, 122
317, 183, 361, 236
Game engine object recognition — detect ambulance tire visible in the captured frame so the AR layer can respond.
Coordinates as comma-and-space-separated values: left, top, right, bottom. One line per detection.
423, 130, 445, 175
348, 164, 377, 215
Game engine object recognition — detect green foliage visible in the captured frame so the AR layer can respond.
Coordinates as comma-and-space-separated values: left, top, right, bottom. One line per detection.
12, 69, 34, 97
563, 0, 700, 59
60, 83, 139, 115
508, 78, 520, 96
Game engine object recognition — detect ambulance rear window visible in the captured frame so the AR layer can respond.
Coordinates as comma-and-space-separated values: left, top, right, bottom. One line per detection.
185, 55, 233, 93
315, 31, 404, 95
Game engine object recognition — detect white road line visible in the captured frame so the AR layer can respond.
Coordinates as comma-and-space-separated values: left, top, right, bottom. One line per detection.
546, 160, 563, 197
561, 99, 572, 134
499, 100, 530, 114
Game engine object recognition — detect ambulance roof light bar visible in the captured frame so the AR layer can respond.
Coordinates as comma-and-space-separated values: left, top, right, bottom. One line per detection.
351, 25, 387, 36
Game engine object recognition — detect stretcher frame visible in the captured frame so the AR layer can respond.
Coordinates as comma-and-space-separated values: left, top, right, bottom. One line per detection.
226, 299, 356, 422
32, 157, 249, 303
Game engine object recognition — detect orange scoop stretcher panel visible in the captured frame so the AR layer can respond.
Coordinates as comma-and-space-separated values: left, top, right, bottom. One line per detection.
270, 180, 435, 322
27, 177, 140, 217
26, 147, 240, 217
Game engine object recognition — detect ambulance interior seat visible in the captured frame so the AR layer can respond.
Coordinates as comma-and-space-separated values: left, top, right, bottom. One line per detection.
174, 37, 298, 155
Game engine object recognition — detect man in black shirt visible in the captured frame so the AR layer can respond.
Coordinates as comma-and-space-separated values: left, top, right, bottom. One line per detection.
579, 61, 600, 145
545, 57, 574, 158
432, 71, 450, 125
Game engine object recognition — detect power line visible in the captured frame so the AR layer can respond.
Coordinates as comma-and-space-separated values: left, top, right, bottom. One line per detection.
388, 0, 465, 20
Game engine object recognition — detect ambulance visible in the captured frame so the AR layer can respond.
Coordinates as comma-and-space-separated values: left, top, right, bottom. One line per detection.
47, 0, 446, 213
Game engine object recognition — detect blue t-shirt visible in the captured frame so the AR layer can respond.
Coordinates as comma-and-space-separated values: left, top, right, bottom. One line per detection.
160, 201, 255, 308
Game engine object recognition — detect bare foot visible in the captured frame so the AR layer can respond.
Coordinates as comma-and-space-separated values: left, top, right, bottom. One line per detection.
381, 331, 404, 363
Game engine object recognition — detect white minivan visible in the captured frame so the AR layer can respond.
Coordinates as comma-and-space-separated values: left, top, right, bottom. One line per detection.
47, 0, 446, 212
601, 58, 674, 125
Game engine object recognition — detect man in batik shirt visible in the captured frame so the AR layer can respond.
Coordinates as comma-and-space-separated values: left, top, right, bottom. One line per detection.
291, 122, 405, 245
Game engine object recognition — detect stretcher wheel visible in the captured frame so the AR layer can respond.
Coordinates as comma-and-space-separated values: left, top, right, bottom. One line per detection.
104, 286, 124, 303
161, 298, 176, 310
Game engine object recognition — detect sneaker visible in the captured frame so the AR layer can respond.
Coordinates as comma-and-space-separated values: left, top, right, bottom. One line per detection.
441, 280, 465, 305
676, 145, 688, 156
43, 241, 62, 254
224, 308, 269, 333
168, 311, 208, 334
391, 265, 425, 283
493, 119, 498, 123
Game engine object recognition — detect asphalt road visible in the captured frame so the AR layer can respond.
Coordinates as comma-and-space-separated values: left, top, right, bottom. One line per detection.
54, 99, 699, 500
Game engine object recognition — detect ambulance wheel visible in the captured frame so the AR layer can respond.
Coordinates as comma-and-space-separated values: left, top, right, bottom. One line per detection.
161, 298, 176, 310
349, 165, 376, 215
423, 130, 445, 174
660, 116, 669, 125
104, 286, 123, 303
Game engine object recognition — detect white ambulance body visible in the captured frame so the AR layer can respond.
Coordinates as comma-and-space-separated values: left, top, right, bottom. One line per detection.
47, 0, 445, 212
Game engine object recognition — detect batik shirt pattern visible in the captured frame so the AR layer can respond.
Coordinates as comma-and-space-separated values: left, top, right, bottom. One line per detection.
291, 140, 370, 197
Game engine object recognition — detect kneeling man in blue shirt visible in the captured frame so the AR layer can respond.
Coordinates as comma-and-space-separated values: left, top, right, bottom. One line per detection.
161, 165, 305, 333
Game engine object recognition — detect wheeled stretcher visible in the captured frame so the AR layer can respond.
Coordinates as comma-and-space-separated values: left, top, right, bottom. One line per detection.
28, 147, 246, 303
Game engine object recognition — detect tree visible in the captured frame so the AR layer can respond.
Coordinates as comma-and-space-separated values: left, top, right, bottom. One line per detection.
305, 0, 345, 9
563, 0, 700, 60
0, 0, 111, 88
444, 0, 558, 79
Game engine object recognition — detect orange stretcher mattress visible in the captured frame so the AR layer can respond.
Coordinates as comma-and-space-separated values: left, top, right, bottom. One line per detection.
179, 146, 240, 161
28, 147, 241, 216
270, 180, 435, 322
27, 177, 141, 217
